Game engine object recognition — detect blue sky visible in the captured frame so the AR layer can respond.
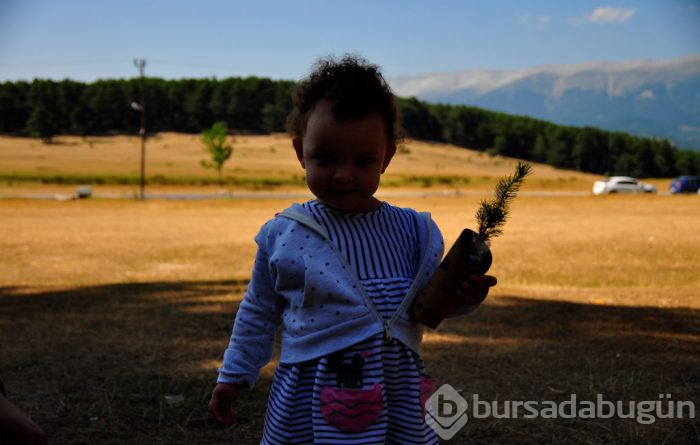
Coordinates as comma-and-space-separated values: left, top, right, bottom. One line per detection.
1, 0, 698, 82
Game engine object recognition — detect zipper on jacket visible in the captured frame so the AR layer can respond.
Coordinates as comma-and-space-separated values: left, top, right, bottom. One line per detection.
279, 210, 388, 332
326, 240, 390, 333
384, 323, 393, 341
280, 208, 436, 341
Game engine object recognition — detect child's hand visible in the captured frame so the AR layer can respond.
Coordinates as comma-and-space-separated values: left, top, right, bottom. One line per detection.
457, 274, 497, 306
209, 383, 246, 425
0, 393, 48, 445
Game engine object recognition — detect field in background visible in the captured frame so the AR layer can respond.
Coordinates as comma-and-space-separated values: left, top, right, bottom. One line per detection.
1, 195, 699, 303
1, 133, 610, 194
1, 135, 698, 444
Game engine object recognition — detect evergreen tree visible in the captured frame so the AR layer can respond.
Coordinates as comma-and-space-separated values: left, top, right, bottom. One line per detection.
262, 102, 288, 133
606, 132, 629, 175
632, 138, 656, 177
399, 97, 442, 141
652, 140, 678, 177
88, 80, 129, 133
185, 80, 214, 132
0, 81, 30, 133
675, 150, 700, 175
1, 77, 697, 178
546, 127, 574, 168
532, 133, 550, 163
26, 80, 60, 143
614, 152, 637, 176
572, 127, 608, 174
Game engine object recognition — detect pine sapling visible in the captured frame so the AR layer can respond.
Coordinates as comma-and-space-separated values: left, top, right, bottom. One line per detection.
476, 161, 532, 242
411, 161, 532, 328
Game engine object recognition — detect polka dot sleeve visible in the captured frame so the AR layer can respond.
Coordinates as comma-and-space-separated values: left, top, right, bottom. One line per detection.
218, 228, 286, 388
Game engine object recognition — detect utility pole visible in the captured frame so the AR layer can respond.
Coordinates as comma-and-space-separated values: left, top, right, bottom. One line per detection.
133, 58, 147, 200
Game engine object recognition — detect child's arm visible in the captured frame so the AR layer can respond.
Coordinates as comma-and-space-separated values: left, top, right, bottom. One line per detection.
217, 245, 286, 387
214, 223, 285, 414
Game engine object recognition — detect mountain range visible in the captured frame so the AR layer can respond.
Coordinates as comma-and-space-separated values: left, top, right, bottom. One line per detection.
388, 55, 700, 150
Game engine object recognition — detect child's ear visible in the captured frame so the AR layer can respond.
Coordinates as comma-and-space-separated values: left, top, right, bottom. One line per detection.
381, 143, 397, 174
292, 137, 306, 169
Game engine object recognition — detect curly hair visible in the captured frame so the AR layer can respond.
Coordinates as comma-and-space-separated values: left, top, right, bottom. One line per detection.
286, 55, 403, 146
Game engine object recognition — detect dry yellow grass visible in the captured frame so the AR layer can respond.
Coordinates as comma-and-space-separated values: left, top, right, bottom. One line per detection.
417, 194, 700, 308
0, 133, 607, 192
1, 195, 699, 444
1, 194, 698, 308
1, 134, 698, 444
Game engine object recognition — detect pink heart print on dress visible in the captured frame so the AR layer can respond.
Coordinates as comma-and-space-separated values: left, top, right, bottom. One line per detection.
419, 375, 438, 419
320, 383, 383, 432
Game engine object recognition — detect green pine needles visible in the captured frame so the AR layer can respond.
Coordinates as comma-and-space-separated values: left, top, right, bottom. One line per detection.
476, 161, 532, 241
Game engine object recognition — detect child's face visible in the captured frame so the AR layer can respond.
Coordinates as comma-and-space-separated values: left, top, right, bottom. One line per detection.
293, 100, 396, 213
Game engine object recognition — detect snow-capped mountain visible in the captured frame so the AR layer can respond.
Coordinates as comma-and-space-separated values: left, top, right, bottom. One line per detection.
389, 55, 700, 150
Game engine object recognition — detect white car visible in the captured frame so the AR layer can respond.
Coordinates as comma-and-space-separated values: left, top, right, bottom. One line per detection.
592, 176, 657, 195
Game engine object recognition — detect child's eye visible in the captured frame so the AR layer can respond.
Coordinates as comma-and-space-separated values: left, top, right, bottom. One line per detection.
357, 157, 376, 166
313, 154, 334, 165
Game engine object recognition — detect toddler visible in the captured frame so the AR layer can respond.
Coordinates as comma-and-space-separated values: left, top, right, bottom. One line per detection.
209, 55, 496, 444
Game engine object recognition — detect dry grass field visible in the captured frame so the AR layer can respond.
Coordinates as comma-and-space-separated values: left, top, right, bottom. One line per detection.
0, 133, 609, 194
1, 134, 698, 444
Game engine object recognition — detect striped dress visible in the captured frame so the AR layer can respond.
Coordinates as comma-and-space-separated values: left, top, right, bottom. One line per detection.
261, 200, 438, 445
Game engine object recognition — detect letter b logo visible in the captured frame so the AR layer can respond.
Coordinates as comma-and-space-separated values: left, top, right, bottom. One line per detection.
425, 384, 468, 440
438, 393, 458, 417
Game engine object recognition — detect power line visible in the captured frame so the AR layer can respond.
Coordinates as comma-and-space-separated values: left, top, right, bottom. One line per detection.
148, 58, 283, 74
0, 59, 131, 67
0, 58, 291, 77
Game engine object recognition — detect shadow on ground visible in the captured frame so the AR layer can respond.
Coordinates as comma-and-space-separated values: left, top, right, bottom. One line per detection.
1, 282, 698, 444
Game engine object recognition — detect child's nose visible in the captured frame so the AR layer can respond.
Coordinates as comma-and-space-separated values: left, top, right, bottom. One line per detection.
333, 164, 354, 182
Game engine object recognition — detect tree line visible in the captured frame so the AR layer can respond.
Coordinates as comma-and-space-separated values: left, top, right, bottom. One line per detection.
0, 77, 294, 140
400, 98, 700, 178
1, 77, 699, 178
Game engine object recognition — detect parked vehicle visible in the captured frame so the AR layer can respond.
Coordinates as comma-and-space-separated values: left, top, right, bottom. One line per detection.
669, 176, 700, 194
592, 176, 657, 195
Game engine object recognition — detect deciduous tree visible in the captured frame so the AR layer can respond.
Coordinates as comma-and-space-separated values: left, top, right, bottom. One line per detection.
201, 121, 233, 186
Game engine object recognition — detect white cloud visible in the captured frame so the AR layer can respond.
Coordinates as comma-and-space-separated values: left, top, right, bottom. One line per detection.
518, 14, 551, 30
570, 6, 636, 26
638, 90, 656, 100
590, 6, 636, 22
